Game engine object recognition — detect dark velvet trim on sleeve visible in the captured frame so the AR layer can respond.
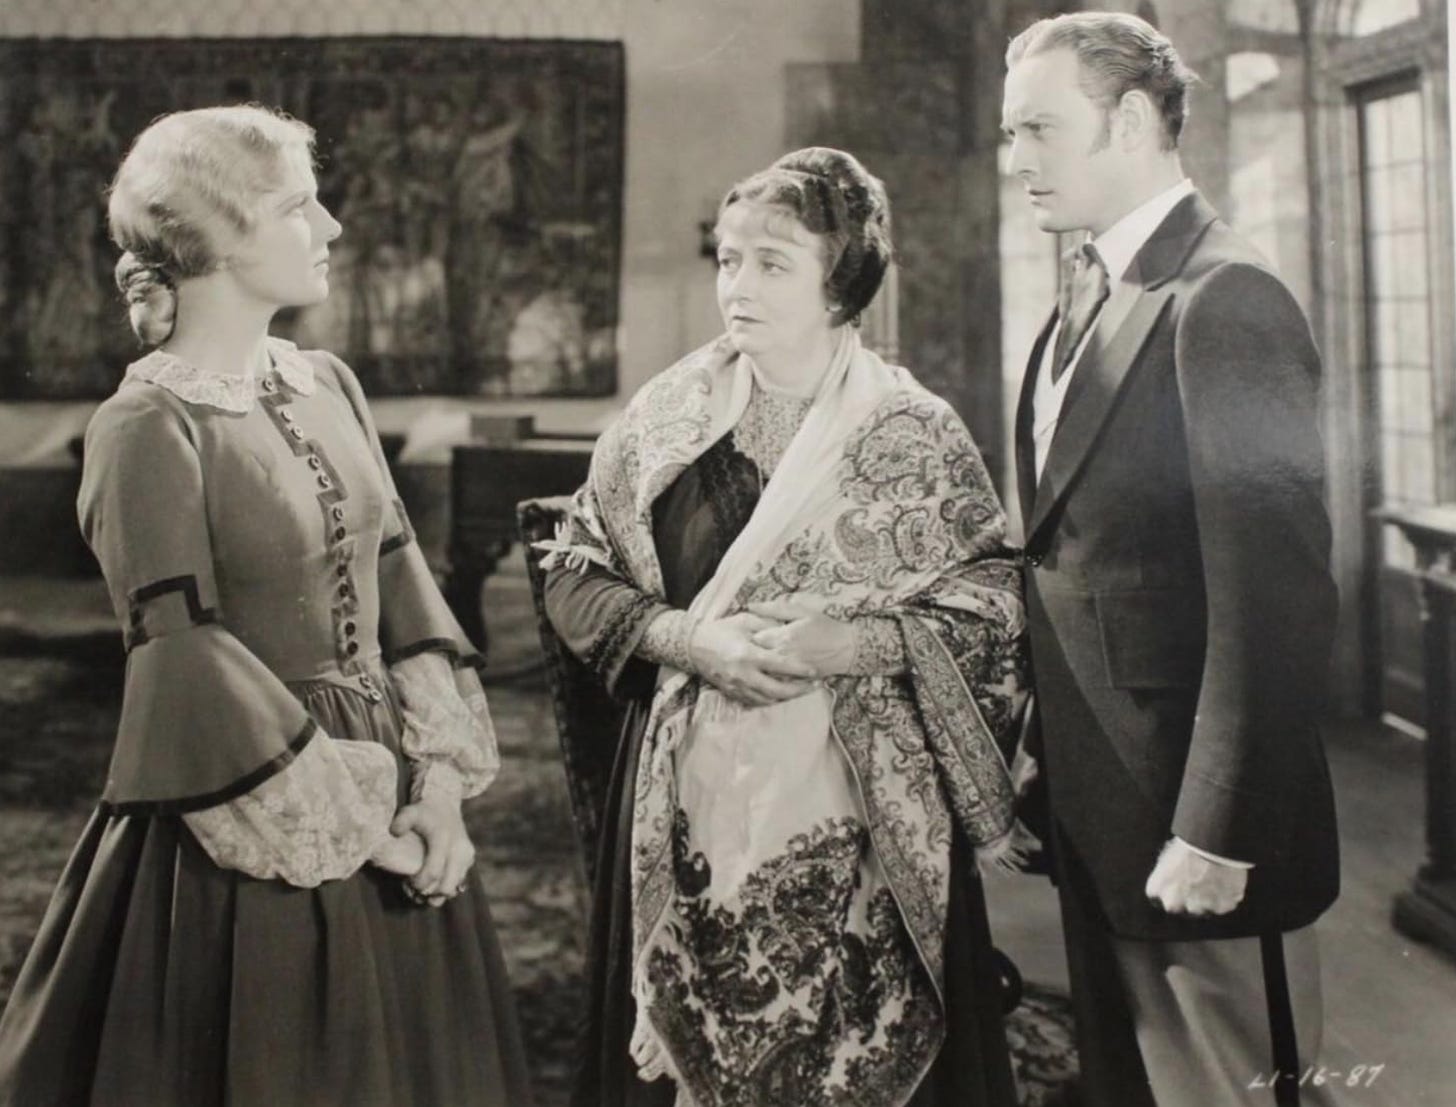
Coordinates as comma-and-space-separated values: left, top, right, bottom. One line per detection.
98, 719, 318, 817
379, 530, 412, 557
379, 498, 416, 557
383, 636, 487, 673
125, 574, 219, 652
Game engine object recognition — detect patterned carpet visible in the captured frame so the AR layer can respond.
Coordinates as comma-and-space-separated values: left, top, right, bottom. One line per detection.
0, 565, 1079, 1105
1006, 984, 1080, 1107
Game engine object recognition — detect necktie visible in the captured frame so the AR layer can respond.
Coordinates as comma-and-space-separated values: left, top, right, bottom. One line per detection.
1051, 242, 1110, 384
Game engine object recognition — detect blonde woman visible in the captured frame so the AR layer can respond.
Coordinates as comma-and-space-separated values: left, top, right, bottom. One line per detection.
0, 106, 531, 1106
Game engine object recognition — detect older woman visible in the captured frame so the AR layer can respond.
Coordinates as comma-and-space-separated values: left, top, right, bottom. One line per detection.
543, 148, 1030, 1107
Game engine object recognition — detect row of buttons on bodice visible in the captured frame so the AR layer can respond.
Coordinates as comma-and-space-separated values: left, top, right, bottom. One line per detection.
258, 372, 383, 703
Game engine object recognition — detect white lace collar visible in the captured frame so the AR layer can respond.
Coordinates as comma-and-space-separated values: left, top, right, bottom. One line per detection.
125, 336, 317, 413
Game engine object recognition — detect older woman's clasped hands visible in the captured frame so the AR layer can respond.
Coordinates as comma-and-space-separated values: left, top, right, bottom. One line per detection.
748, 599, 859, 679
685, 610, 813, 706
685, 601, 858, 706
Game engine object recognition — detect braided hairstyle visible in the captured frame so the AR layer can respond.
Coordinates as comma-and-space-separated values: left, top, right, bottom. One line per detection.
716, 146, 893, 327
107, 104, 315, 346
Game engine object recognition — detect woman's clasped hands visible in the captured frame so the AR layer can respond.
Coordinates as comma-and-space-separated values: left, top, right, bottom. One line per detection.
688, 599, 857, 707
370, 797, 477, 907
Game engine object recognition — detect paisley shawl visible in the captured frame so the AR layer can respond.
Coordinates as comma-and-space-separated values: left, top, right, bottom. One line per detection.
547, 331, 1027, 1106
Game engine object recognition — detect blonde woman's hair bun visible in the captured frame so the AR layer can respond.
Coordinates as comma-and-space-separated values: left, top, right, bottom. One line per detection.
115, 251, 178, 347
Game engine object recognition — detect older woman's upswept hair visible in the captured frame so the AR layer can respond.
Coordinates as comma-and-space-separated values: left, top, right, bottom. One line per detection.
1006, 12, 1198, 150
107, 105, 316, 345
716, 146, 893, 328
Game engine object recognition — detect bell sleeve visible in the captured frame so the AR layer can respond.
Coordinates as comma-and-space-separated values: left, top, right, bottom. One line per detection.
317, 352, 501, 804
314, 352, 484, 673
79, 390, 398, 884
182, 736, 398, 886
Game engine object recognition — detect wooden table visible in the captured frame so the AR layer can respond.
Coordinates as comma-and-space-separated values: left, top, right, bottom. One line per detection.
1378, 504, 1456, 960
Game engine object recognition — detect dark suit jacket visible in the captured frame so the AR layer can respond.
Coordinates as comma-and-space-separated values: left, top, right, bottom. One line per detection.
1014, 191, 1340, 941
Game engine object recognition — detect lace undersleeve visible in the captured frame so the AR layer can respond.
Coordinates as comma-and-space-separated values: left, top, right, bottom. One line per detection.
734, 382, 813, 481
183, 733, 397, 887
391, 652, 501, 805
639, 608, 697, 673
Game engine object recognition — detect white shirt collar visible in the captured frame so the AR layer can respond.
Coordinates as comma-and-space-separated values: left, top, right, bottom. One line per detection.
125, 336, 316, 413
1091, 177, 1195, 283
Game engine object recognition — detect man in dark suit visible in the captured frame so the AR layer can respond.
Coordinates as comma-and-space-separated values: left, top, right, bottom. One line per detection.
1001, 12, 1340, 1106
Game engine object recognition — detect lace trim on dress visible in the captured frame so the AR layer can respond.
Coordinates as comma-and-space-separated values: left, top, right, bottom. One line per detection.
182, 733, 397, 887
733, 381, 814, 481
124, 336, 317, 413
390, 652, 502, 805
638, 608, 697, 673
698, 434, 763, 549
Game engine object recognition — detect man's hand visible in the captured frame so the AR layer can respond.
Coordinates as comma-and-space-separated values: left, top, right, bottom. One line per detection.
1145, 837, 1248, 916
746, 600, 858, 679
391, 798, 476, 903
689, 611, 817, 706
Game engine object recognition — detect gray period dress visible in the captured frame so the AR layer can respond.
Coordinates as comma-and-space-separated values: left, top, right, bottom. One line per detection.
0, 339, 532, 1106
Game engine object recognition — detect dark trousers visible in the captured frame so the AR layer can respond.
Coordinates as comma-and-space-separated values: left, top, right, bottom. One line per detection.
1054, 832, 1328, 1107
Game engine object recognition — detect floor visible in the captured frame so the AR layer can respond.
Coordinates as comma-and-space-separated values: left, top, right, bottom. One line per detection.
982, 711, 1456, 1106
3, 561, 1456, 1105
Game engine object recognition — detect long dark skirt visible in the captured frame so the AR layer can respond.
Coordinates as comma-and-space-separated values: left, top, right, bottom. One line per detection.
0, 675, 532, 1107
572, 699, 1018, 1107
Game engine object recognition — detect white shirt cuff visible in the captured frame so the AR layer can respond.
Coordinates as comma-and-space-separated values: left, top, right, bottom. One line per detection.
1176, 836, 1254, 870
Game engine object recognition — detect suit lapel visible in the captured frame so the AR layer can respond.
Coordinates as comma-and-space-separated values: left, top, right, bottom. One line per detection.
1022, 191, 1220, 550
1015, 311, 1057, 530
1023, 290, 1172, 544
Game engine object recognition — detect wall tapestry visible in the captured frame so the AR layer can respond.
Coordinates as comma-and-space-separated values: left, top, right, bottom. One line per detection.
0, 38, 624, 399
